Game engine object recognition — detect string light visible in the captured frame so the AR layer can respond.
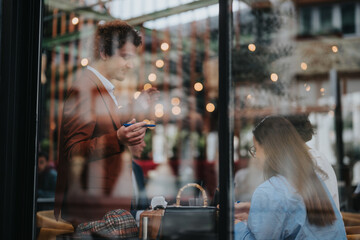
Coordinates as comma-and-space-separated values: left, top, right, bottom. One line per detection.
171, 97, 180, 106
172, 106, 181, 115
248, 44, 256, 52
161, 42, 169, 51
270, 73, 278, 82
155, 109, 164, 118
156, 59, 164, 68
332, 45, 338, 53
194, 82, 203, 91
144, 83, 152, 90
148, 73, 157, 82
72, 17, 79, 25
301, 62, 307, 70
81, 58, 89, 67
206, 103, 215, 112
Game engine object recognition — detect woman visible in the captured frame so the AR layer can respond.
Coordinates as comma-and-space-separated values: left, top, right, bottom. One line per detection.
235, 116, 346, 239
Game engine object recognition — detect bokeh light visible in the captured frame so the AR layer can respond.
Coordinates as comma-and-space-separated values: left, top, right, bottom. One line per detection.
148, 73, 157, 82
172, 106, 181, 115
155, 59, 164, 68
300, 62, 307, 70
81, 58, 89, 67
144, 83, 152, 90
206, 103, 215, 112
72, 17, 79, 25
194, 82, 203, 91
248, 43, 256, 52
332, 45, 338, 53
270, 73, 278, 82
171, 97, 180, 106
161, 42, 169, 51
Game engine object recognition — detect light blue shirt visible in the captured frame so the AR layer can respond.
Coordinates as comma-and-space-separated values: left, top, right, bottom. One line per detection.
87, 66, 119, 107
235, 175, 347, 240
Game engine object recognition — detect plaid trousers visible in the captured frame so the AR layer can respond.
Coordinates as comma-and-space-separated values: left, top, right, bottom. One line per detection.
75, 209, 138, 239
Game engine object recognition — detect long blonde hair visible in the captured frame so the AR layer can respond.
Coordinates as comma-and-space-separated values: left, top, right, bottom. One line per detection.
253, 116, 335, 226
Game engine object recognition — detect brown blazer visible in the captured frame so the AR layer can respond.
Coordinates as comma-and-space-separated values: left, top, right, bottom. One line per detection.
54, 69, 132, 225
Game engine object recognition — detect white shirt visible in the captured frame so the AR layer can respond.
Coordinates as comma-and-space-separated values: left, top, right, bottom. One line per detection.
309, 148, 340, 210
87, 66, 119, 107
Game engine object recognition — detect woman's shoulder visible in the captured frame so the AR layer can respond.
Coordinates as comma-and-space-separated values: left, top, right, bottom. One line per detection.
254, 176, 298, 201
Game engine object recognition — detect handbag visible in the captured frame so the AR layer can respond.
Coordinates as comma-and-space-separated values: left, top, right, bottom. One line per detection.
159, 183, 218, 240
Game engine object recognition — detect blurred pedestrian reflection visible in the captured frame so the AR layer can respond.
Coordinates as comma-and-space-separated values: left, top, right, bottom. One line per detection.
37, 152, 57, 198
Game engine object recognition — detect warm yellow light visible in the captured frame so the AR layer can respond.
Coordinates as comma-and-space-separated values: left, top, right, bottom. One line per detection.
81, 58, 89, 67
320, 88, 325, 92
171, 97, 180, 106
72, 17, 79, 25
144, 83, 152, 90
194, 82, 203, 92
155, 109, 164, 118
206, 103, 215, 112
50, 121, 56, 130
148, 73, 157, 82
248, 43, 256, 52
306, 85, 311, 91
155, 104, 163, 110
246, 94, 252, 100
161, 42, 169, 51
134, 91, 141, 99
332, 46, 338, 53
155, 59, 164, 68
270, 73, 278, 82
172, 106, 181, 115
301, 62, 307, 70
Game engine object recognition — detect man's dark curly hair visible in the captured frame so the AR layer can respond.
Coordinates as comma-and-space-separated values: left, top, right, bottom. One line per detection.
93, 20, 142, 60
283, 114, 314, 142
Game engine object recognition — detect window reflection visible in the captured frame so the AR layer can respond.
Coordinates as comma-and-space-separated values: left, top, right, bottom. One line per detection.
35, 0, 360, 239
37, 0, 220, 239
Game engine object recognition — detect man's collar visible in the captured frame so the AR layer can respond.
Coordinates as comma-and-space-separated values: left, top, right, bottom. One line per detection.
87, 65, 115, 92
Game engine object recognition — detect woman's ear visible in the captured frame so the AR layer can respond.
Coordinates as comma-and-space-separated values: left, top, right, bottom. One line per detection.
100, 51, 108, 61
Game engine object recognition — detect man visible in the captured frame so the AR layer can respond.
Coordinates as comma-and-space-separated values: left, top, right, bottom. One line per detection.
284, 114, 340, 210
54, 20, 157, 230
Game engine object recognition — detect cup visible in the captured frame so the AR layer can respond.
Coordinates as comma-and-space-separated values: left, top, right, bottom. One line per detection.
151, 196, 167, 209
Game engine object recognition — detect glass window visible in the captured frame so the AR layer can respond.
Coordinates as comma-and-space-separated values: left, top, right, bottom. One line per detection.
36, 1, 221, 239
341, 3, 355, 34
233, 1, 359, 239
320, 5, 333, 34
33, 1, 360, 239
299, 7, 312, 35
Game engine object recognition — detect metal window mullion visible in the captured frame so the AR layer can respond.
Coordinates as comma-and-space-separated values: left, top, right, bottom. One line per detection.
218, 0, 234, 240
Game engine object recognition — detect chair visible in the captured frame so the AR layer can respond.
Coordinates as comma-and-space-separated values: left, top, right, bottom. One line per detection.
341, 212, 360, 240
36, 210, 74, 240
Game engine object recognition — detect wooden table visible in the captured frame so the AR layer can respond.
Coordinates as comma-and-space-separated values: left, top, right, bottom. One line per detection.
139, 209, 164, 240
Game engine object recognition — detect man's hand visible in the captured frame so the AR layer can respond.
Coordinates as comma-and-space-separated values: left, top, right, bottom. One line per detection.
117, 119, 147, 146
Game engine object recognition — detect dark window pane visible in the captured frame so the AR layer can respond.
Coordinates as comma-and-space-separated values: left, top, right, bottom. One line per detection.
300, 7, 312, 35
341, 4, 355, 34
320, 6, 333, 33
